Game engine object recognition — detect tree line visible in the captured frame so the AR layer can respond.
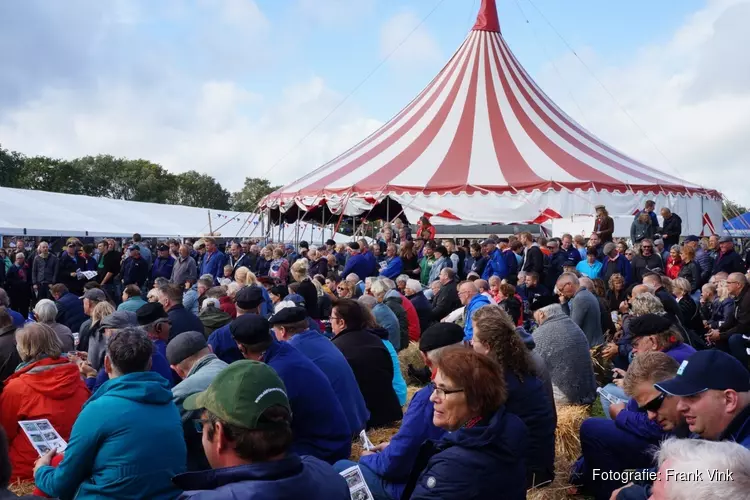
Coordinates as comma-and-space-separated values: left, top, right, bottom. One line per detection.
0, 144, 279, 212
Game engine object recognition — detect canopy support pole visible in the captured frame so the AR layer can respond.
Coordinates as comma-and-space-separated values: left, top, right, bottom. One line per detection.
208, 211, 213, 236
322, 208, 326, 246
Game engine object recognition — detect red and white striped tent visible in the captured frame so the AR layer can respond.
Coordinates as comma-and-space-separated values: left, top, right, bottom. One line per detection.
262, 0, 721, 234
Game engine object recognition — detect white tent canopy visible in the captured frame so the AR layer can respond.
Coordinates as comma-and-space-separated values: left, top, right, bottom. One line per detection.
0, 186, 349, 242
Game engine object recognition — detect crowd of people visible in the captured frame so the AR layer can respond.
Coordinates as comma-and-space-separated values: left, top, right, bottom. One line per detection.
0, 203, 747, 499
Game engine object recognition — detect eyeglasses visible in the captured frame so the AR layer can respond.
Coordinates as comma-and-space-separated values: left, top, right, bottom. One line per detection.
330, 314, 341, 321
641, 245, 652, 249
430, 382, 464, 399
727, 281, 740, 285
638, 393, 666, 413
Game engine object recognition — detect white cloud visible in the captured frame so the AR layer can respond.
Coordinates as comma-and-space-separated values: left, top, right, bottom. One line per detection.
380, 10, 442, 68
534, 0, 750, 203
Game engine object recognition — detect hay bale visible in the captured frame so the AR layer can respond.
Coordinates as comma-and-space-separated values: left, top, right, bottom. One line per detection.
555, 405, 588, 465
397, 342, 426, 385
350, 425, 401, 461
9, 481, 35, 496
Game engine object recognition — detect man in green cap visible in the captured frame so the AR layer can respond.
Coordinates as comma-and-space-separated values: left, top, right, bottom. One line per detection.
171, 360, 350, 499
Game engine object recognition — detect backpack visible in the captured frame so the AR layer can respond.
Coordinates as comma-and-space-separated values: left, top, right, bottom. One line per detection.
269, 259, 284, 279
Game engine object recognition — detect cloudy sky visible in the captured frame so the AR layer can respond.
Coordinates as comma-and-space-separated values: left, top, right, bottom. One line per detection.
1, 0, 747, 202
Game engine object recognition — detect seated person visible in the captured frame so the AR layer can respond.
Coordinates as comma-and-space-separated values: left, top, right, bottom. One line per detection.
172, 360, 350, 499
332, 323, 462, 500
34, 327, 186, 499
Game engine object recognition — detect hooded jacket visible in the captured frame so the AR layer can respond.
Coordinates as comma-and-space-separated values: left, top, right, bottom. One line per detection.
263, 341, 352, 463
288, 330, 369, 436
0, 357, 90, 480
359, 385, 446, 500
462, 293, 492, 342
332, 327, 402, 428
34, 371, 187, 500
173, 454, 350, 500
54, 291, 87, 334
482, 248, 517, 281
403, 405, 528, 500
199, 305, 232, 336
409, 290, 433, 336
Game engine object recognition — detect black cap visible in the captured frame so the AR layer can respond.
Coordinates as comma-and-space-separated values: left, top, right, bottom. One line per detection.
656, 350, 750, 397
326, 239, 336, 246
347, 242, 360, 251
137, 302, 168, 326
629, 314, 673, 338
684, 235, 700, 242
230, 314, 271, 345
158, 244, 169, 252
419, 323, 465, 352
166, 331, 208, 365
268, 306, 307, 326
235, 286, 264, 310
529, 295, 559, 311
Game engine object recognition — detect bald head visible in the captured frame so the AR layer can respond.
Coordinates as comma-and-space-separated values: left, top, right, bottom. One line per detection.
631, 284, 651, 297
642, 274, 662, 290
474, 279, 489, 293
458, 281, 478, 305
729, 273, 747, 285
579, 277, 594, 291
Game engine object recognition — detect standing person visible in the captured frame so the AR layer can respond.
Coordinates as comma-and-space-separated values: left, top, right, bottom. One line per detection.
5, 253, 31, 318
418, 241, 436, 286
519, 232, 545, 278
121, 246, 149, 290
482, 239, 517, 282
199, 237, 225, 284
416, 216, 436, 241
631, 212, 656, 245
593, 205, 614, 243
158, 283, 204, 340
150, 244, 175, 285
171, 244, 198, 286
659, 208, 682, 250
56, 242, 85, 296
599, 243, 632, 286
96, 239, 121, 305
226, 242, 251, 279
49, 284, 86, 334
634, 200, 659, 230
1, 324, 89, 481
560, 233, 582, 265
130, 233, 152, 267
172, 361, 350, 499
31, 242, 57, 301
33, 327, 187, 499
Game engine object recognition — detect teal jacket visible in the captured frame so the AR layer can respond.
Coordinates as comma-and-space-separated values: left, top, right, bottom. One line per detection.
34, 371, 187, 499
117, 297, 148, 313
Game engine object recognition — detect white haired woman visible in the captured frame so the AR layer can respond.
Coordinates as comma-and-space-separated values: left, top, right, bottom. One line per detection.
33, 299, 75, 352
404, 279, 432, 335
0, 323, 89, 480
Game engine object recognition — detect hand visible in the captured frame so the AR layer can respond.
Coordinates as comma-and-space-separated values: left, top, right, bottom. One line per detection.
706, 330, 721, 343
610, 484, 633, 500
609, 401, 626, 419
78, 360, 97, 378
612, 368, 627, 378
76, 351, 88, 361
602, 343, 618, 360
33, 449, 57, 474
372, 441, 390, 452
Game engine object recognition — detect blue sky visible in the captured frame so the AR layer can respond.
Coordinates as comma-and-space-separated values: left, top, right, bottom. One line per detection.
1, 0, 749, 202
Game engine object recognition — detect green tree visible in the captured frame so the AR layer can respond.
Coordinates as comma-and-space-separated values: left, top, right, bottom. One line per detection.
0, 144, 27, 188
230, 177, 280, 212
722, 199, 748, 221
173, 170, 231, 209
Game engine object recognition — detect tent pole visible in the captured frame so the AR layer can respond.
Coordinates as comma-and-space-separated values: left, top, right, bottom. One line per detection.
352, 215, 356, 241
322, 208, 325, 246
208, 211, 213, 236
386, 197, 390, 224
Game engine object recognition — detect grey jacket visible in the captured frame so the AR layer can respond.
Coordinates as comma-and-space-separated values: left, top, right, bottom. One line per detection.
428, 256, 450, 284
172, 354, 228, 421
171, 256, 198, 285
532, 311, 596, 405
32, 253, 58, 285
568, 288, 604, 347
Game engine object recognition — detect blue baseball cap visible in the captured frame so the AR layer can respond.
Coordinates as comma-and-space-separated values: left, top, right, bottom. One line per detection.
684, 235, 700, 242
655, 350, 750, 397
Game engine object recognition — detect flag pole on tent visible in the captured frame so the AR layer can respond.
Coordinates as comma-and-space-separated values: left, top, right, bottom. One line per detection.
208, 211, 213, 235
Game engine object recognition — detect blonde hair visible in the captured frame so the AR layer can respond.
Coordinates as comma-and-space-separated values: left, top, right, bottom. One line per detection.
91, 301, 116, 324
672, 278, 692, 297
235, 267, 250, 285
291, 259, 310, 283
16, 323, 62, 362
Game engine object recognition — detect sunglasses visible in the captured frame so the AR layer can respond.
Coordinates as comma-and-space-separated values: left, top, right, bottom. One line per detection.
638, 393, 665, 413
641, 245, 653, 249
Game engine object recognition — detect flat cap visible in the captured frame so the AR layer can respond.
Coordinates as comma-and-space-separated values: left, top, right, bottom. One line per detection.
136, 302, 168, 326
419, 323, 465, 353
235, 286, 264, 310
230, 314, 271, 345
166, 331, 208, 365
268, 306, 307, 326
628, 313, 673, 338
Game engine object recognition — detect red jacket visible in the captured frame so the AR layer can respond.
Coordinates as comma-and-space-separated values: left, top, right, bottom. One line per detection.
0, 357, 90, 480
401, 295, 421, 342
219, 295, 237, 319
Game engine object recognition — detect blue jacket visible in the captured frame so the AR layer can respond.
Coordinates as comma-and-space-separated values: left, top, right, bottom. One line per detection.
152, 256, 176, 281
382, 338, 407, 407
55, 291, 87, 334
168, 304, 205, 340
35, 372, 186, 500
561, 246, 582, 265
200, 251, 226, 283
719, 402, 750, 448
8, 309, 25, 329
207, 323, 244, 365
360, 385, 445, 500
288, 330, 369, 436
379, 256, 403, 279
173, 454, 350, 500
463, 294, 492, 342
373, 303, 400, 350
482, 248, 517, 281
263, 341, 352, 463
118, 296, 147, 313
505, 373, 556, 486
601, 254, 633, 285
405, 405, 528, 500
121, 256, 149, 287
341, 253, 370, 281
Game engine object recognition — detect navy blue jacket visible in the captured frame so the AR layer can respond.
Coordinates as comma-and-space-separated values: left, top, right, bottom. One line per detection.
712, 249, 745, 276
122, 256, 149, 287
360, 385, 445, 500
200, 251, 226, 283
403, 405, 528, 500
287, 330, 369, 436
56, 253, 85, 294
256, 258, 271, 277
505, 373, 556, 487
719, 402, 750, 448
263, 340, 352, 463
341, 253, 370, 281
561, 246, 582, 265
409, 291, 433, 334
55, 291, 87, 333
173, 454, 350, 500
151, 256, 175, 281
207, 323, 244, 364
168, 304, 205, 340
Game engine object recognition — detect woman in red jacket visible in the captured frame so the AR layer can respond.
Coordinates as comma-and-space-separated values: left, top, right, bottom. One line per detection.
0, 323, 89, 480
417, 216, 436, 241
665, 245, 683, 280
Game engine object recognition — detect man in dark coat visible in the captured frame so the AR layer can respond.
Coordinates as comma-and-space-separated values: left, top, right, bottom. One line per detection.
56, 242, 85, 296
50, 283, 87, 333
31, 241, 58, 300
150, 244, 175, 283
706, 272, 750, 367
330, 299, 402, 428
520, 232, 545, 278
631, 239, 664, 283
158, 283, 205, 340
642, 273, 685, 326
226, 242, 252, 278
712, 236, 745, 276
431, 269, 461, 322
121, 246, 149, 288
659, 208, 682, 250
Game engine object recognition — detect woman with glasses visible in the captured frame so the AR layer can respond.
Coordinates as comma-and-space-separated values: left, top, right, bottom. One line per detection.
401, 348, 527, 500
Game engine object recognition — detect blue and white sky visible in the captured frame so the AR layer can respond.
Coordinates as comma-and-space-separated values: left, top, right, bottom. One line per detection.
1, 0, 748, 201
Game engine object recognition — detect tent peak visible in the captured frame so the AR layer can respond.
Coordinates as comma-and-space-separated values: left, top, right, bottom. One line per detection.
472, 0, 500, 33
